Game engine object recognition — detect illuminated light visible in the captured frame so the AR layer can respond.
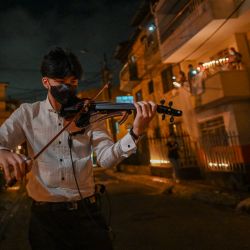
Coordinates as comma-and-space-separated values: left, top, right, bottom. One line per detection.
17, 145, 22, 150
7, 186, 20, 191
150, 159, 170, 164
197, 67, 201, 71
152, 177, 167, 183
173, 81, 181, 88
116, 95, 134, 103
148, 23, 156, 32
172, 76, 176, 80
199, 56, 232, 69
208, 162, 229, 167
192, 70, 197, 75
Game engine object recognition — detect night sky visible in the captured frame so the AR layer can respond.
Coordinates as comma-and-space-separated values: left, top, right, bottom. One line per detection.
0, 0, 141, 102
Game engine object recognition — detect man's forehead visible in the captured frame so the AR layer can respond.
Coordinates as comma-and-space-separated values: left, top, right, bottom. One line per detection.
52, 76, 77, 81
47, 76, 78, 85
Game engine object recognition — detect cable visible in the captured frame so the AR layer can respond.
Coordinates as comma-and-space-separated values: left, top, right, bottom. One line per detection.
68, 134, 83, 200
67, 133, 113, 235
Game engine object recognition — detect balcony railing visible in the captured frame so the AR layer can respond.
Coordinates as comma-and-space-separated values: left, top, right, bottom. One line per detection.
195, 70, 250, 108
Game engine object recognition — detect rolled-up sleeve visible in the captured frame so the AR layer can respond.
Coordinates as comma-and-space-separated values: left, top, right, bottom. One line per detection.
91, 120, 137, 168
0, 105, 26, 151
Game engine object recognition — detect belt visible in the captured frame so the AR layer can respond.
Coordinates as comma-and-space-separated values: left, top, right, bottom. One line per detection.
32, 194, 97, 211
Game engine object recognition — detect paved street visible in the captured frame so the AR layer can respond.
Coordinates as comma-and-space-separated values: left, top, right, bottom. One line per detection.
1, 170, 250, 250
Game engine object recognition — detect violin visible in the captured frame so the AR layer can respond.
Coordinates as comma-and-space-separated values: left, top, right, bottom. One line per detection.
60, 99, 182, 128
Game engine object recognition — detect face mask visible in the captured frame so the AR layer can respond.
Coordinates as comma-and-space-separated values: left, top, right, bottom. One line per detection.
50, 83, 78, 106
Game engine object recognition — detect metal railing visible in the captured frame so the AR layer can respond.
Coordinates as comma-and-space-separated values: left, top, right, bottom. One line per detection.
159, 0, 207, 42
148, 131, 198, 168
198, 131, 245, 173
147, 130, 245, 173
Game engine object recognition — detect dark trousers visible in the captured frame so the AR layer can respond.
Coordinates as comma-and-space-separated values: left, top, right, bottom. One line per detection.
29, 198, 113, 250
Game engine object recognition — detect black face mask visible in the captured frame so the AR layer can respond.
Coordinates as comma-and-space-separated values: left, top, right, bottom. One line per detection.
50, 83, 78, 106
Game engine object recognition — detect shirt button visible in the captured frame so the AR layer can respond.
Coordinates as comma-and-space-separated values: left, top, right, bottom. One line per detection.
59, 123, 61, 126
60, 159, 63, 162
61, 177, 65, 181
59, 141, 61, 144
128, 144, 130, 148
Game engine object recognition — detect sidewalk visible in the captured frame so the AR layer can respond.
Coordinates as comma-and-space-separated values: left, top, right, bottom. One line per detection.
105, 168, 250, 210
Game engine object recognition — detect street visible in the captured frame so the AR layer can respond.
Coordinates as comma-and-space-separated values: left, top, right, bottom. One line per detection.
1, 170, 250, 250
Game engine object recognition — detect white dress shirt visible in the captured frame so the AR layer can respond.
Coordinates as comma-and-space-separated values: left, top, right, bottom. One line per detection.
0, 98, 137, 202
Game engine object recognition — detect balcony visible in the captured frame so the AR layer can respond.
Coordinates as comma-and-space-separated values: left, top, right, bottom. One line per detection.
155, 0, 247, 62
196, 70, 250, 109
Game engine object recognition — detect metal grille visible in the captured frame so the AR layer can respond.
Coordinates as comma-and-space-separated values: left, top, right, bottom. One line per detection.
198, 131, 245, 173
148, 128, 198, 168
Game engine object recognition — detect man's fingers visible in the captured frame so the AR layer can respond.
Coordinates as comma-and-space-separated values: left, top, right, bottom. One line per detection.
134, 102, 142, 116
149, 101, 157, 113
13, 164, 22, 181
140, 101, 151, 117
1, 163, 11, 181
12, 154, 25, 179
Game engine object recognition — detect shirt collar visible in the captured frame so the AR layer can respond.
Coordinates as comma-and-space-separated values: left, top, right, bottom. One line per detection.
45, 96, 59, 114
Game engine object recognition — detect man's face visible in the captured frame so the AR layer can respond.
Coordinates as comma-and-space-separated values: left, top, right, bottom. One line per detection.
42, 76, 79, 107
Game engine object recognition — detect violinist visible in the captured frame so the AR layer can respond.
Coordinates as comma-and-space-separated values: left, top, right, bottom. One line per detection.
0, 46, 157, 250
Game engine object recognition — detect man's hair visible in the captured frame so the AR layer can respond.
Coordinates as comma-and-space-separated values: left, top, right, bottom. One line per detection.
40, 47, 83, 79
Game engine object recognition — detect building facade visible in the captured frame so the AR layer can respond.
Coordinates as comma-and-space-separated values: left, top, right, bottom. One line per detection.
116, 0, 250, 187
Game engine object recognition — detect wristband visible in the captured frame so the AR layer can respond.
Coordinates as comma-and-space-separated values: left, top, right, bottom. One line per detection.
129, 128, 141, 141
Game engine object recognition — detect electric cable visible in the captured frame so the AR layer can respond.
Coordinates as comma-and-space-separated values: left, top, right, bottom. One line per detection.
67, 133, 114, 236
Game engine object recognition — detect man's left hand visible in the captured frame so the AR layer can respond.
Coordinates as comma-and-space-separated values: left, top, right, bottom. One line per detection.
132, 101, 157, 137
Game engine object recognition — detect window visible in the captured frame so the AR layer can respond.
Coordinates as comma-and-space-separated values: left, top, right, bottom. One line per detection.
135, 90, 143, 102
128, 55, 139, 81
148, 80, 154, 94
161, 66, 173, 93
199, 116, 228, 146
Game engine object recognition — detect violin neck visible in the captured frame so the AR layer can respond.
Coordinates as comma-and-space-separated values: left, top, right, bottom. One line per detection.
62, 101, 182, 117
92, 102, 182, 117
93, 102, 136, 112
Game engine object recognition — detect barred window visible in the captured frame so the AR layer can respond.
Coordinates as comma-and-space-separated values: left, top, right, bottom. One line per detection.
148, 80, 154, 94
199, 116, 228, 146
161, 66, 173, 93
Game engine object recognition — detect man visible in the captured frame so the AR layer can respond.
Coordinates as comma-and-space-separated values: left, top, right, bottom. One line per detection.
187, 64, 197, 95
167, 134, 180, 183
0, 47, 157, 249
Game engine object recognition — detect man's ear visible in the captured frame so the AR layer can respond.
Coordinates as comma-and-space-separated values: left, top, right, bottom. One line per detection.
42, 77, 50, 89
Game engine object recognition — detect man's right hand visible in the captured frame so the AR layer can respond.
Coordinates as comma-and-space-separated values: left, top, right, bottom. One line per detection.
0, 150, 31, 183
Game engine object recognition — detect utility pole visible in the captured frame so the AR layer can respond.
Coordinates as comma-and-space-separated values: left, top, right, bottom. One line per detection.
101, 53, 117, 142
